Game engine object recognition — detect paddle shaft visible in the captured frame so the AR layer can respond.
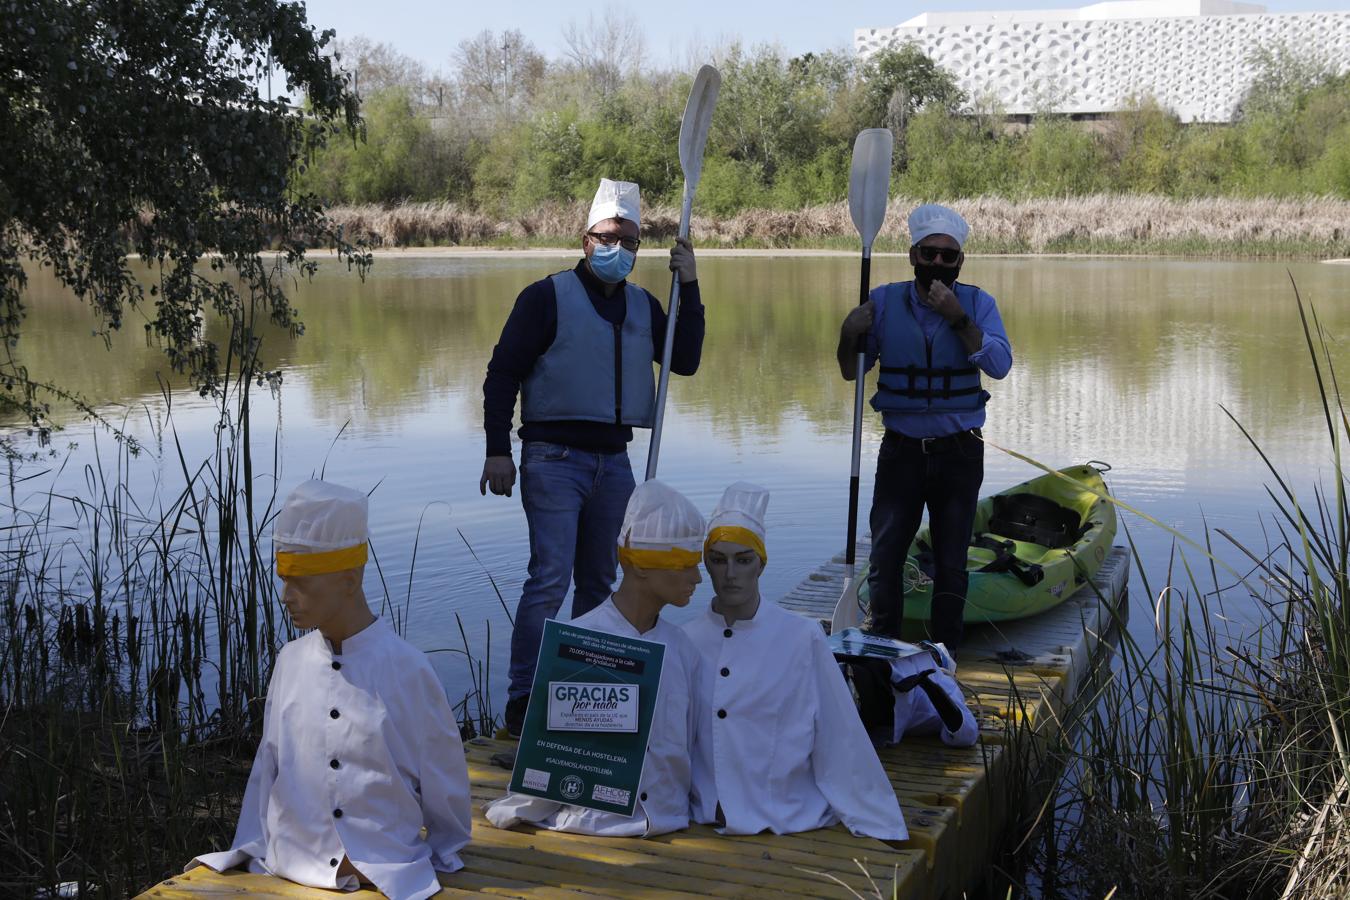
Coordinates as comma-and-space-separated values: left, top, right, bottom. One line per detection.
845, 247, 872, 575
645, 186, 694, 481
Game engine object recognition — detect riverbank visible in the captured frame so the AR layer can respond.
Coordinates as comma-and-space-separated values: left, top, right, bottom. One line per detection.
324, 195, 1350, 259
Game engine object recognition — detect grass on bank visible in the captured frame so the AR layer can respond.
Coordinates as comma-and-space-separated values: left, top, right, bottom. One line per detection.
321, 195, 1350, 259
985, 284, 1350, 898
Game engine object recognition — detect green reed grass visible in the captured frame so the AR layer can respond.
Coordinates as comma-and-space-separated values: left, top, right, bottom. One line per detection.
988, 282, 1350, 898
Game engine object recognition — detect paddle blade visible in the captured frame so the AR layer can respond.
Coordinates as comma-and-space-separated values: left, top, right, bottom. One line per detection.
832, 569, 865, 634
848, 128, 894, 247
679, 65, 721, 189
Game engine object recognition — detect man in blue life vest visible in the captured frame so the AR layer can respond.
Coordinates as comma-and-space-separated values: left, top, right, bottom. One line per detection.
481, 178, 704, 737
836, 204, 1013, 645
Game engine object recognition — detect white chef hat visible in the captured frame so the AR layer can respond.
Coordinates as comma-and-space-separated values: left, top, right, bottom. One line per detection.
586, 178, 641, 230
705, 481, 769, 563
617, 479, 705, 570
273, 480, 369, 576
908, 203, 970, 248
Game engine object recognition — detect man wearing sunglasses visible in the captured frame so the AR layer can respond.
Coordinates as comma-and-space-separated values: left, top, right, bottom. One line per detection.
836, 204, 1013, 646
481, 177, 703, 738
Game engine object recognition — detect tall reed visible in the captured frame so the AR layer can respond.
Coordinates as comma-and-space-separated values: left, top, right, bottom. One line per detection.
1001, 284, 1350, 897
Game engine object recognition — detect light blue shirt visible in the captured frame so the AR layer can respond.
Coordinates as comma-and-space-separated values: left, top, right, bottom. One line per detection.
862, 281, 1013, 438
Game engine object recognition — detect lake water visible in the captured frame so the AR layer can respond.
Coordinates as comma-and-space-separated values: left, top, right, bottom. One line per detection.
17, 252, 1347, 707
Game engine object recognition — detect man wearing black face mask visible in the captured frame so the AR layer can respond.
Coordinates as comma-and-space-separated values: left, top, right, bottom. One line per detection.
836, 204, 1013, 646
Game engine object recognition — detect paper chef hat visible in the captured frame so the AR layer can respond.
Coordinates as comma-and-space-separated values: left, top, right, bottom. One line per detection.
273, 480, 369, 576
617, 479, 705, 570
908, 203, 970, 248
587, 178, 642, 230
705, 482, 769, 563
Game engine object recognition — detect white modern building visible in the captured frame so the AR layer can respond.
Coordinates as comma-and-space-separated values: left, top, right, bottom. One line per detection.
856, 0, 1350, 122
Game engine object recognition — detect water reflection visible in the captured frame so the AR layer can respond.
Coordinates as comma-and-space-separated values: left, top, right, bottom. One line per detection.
19, 254, 1347, 701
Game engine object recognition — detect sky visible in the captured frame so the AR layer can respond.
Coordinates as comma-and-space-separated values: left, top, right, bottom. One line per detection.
301, 0, 1348, 74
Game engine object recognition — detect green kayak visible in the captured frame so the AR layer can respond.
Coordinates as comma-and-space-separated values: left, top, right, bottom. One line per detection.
856, 463, 1118, 624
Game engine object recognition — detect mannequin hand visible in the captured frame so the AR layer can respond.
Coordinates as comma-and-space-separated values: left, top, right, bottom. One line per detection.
479, 456, 517, 497
669, 237, 697, 283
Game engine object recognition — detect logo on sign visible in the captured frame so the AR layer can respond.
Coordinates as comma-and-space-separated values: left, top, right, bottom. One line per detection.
548, 681, 640, 732
560, 774, 585, 800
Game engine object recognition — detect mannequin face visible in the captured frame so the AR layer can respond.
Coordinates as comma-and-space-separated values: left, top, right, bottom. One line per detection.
280, 567, 363, 631
630, 562, 702, 608
704, 540, 764, 611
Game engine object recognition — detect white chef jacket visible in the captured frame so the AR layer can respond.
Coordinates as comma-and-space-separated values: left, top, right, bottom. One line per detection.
484, 599, 707, 837
889, 651, 979, 747
683, 601, 907, 840
190, 618, 472, 900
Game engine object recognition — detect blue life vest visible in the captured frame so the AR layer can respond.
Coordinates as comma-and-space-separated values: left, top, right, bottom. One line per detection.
521, 270, 656, 428
871, 281, 989, 413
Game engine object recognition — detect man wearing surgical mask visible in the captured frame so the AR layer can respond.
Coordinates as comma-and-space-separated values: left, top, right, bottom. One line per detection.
481, 178, 704, 739
836, 204, 1013, 647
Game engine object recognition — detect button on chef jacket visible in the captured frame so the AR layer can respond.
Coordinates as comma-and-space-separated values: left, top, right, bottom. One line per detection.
484, 598, 708, 836
684, 601, 907, 840
190, 618, 472, 900
890, 653, 979, 747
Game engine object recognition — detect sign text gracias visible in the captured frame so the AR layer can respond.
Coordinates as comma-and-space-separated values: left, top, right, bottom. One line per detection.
548, 682, 639, 732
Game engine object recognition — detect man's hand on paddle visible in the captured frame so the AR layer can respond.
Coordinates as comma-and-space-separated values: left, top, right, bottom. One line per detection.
836, 300, 875, 381
480, 456, 517, 497
840, 300, 875, 341
669, 237, 697, 283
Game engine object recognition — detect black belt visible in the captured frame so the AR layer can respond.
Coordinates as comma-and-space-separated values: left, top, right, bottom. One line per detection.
888, 428, 981, 454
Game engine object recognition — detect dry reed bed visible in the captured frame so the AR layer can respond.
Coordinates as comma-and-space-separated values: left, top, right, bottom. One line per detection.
326, 196, 1350, 252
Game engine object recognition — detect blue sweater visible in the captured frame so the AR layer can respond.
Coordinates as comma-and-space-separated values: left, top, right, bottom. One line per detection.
483, 259, 705, 458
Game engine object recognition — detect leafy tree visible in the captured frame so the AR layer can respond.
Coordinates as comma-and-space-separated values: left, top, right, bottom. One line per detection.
1105, 95, 1182, 194
901, 107, 1013, 199
1016, 116, 1107, 196
0, 0, 368, 441
859, 41, 966, 163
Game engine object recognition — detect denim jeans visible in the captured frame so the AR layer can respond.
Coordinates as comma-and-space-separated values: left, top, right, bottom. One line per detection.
507, 441, 636, 700
865, 429, 984, 644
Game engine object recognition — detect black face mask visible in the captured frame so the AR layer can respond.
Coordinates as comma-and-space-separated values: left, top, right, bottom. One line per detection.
914, 263, 960, 290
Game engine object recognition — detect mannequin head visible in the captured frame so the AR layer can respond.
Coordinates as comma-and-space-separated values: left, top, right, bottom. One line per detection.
704, 539, 764, 624
612, 479, 706, 632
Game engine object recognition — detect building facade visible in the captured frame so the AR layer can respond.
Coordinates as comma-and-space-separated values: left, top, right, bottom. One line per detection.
856, 0, 1350, 122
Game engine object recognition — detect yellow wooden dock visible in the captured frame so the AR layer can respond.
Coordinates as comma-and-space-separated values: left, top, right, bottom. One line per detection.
139, 545, 1129, 900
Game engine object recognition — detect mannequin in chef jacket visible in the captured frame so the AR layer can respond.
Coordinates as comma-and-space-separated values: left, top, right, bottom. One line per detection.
484, 478, 710, 837
189, 480, 472, 900
683, 483, 907, 840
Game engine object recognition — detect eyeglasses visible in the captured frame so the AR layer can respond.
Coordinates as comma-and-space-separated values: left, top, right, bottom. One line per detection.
915, 245, 960, 264
587, 231, 641, 252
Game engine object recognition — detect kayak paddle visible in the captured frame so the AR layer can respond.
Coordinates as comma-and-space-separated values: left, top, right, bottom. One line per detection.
832, 128, 894, 634
646, 64, 721, 481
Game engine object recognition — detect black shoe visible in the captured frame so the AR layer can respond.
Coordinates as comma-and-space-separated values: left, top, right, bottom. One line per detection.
504, 695, 528, 739
858, 615, 903, 640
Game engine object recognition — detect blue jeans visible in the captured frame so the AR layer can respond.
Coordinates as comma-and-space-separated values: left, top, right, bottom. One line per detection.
507, 441, 636, 700
866, 429, 984, 644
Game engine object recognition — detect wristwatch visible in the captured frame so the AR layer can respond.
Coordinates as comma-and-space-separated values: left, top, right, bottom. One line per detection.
950, 314, 972, 331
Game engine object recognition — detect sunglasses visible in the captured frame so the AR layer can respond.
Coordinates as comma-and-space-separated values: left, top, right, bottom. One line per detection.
915, 245, 960, 264
587, 231, 642, 252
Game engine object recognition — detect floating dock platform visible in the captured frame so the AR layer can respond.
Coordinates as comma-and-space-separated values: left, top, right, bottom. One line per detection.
140, 544, 1129, 899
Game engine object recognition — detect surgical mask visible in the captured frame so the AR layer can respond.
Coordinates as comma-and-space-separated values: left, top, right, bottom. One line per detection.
589, 243, 636, 283
914, 263, 960, 290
